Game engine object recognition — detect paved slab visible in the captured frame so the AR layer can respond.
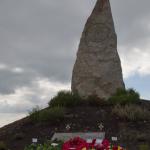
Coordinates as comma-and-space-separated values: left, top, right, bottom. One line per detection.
51, 132, 105, 141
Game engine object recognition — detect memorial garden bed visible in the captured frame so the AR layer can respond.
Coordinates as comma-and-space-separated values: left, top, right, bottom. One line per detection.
0, 90, 149, 150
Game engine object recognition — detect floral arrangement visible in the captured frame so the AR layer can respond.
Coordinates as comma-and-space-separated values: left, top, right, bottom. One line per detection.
24, 138, 125, 150
62, 137, 125, 150
63, 137, 87, 150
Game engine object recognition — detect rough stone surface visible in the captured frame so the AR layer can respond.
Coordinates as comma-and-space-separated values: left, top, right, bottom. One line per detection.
71, 0, 125, 99
51, 132, 105, 141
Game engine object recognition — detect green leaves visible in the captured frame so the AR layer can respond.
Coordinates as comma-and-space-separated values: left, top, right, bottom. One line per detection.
24, 142, 62, 150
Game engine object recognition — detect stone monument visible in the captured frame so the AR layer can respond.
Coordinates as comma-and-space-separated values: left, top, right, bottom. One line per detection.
71, 0, 125, 99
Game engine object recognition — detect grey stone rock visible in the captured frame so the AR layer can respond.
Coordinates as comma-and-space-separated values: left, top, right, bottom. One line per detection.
71, 0, 125, 99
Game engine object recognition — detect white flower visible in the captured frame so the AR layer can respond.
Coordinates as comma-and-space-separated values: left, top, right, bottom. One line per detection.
51, 143, 58, 147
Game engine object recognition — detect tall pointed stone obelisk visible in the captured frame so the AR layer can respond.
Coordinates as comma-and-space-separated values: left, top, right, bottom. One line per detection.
71, 0, 125, 99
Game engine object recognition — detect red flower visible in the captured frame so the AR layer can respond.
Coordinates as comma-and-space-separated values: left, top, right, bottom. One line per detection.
95, 144, 105, 150
62, 137, 87, 150
113, 145, 118, 150
102, 139, 109, 148
87, 139, 96, 149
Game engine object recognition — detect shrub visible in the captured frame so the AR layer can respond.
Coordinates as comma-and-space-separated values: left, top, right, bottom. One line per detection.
29, 106, 40, 122
87, 95, 108, 106
38, 107, 65, 122
49, 91, 82, 107
112, 104, 150, 121
0, 141, 7, 150
109, 88, 140, 105
29, 106, 65, 123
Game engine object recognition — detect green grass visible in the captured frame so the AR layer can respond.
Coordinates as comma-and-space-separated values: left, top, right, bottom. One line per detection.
109, 88, 140, 105
38, 107, 65, 122
29, 106, 65, 123
49, 90, 82, 107
112, 104, 150, 121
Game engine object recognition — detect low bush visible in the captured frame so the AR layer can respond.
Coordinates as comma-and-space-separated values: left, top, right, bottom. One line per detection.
112, 104, 150, 121
109, 88, 140, 105
49, 91, 82, 107
0, 141, 7, 150
29, 106, 65, 123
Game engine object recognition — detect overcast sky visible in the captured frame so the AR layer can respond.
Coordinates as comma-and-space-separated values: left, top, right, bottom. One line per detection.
0, 0, 150, 126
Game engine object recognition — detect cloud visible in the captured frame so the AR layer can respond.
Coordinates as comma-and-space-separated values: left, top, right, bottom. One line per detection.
0, 63, 24, 74
0, 77, 70, 113
11, 67, 24, 74
1, 0, 149, 83
110, 0, 150, 78
0, 64, 8, 70
120, 46, 150, 78
0, 0, 96, 83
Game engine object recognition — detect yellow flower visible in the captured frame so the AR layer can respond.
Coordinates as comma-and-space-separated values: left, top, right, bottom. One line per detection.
118, 146, 123, 150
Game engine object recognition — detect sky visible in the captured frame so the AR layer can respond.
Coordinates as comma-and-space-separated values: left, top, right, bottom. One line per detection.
0, 0, 150, 127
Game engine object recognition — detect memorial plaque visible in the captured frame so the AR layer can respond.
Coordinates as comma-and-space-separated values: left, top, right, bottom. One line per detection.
32, 138, 38, 143
112, 137, 118, 141
51, 132, 105, 141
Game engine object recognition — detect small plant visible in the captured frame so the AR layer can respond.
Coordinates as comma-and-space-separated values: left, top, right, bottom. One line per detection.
0, 141, 7, 150
49, 90, 82, 107
112, 104, 150, 121
24, 141, 63, 150
109, 88, 140, 105
24, 144, 36, 150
